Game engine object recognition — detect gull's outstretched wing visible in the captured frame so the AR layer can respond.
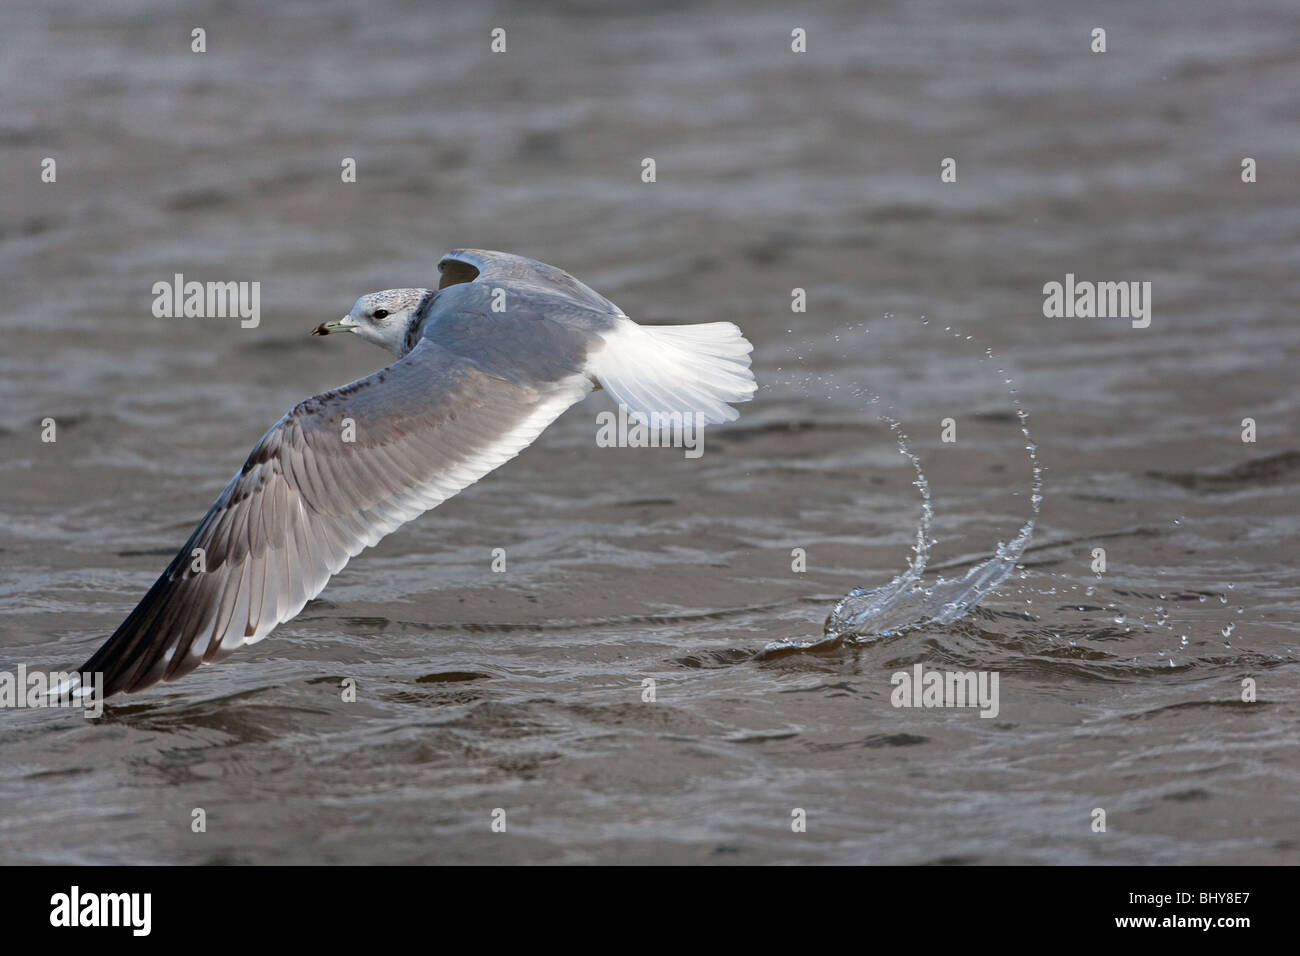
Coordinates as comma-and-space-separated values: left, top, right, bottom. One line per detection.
77, 337, 592, 697
437, 248, 624, 316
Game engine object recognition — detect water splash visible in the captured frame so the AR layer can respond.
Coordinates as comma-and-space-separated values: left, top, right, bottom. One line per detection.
764, 323, 1042, 653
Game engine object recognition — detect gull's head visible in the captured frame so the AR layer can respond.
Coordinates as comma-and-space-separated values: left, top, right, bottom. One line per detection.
313, 288, 430, 355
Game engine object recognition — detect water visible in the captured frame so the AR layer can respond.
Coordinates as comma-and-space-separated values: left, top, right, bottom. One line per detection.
763, 325, 1043, 652
2, 0, 1299, 864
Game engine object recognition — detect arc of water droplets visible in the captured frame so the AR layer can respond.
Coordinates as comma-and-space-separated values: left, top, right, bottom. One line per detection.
762, 321, 1044, 652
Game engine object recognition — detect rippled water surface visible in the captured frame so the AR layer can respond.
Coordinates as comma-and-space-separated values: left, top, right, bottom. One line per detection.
2, 0, 1298, 864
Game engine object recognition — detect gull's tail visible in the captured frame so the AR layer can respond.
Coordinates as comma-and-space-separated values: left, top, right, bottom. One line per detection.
591, 318, 757, 424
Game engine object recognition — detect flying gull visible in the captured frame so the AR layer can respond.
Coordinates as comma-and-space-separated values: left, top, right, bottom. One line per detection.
75, 249, 756, 698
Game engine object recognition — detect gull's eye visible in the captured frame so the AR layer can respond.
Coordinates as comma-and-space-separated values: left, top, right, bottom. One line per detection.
372, 309, 389, 319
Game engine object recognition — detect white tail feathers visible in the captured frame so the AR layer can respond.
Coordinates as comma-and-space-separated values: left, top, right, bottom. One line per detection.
590, 319, 756, 424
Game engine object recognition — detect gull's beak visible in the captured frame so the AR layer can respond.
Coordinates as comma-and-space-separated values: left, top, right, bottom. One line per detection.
312, 315, 358, 337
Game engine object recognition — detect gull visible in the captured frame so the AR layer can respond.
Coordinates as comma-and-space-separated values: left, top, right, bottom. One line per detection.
75, 250, 756, 699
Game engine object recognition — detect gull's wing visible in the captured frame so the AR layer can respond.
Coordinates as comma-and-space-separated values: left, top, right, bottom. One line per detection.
437, 248, 624, 315
78, 337, 592, 697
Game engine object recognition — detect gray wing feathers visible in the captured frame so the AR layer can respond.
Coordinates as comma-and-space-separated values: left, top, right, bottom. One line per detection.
439, 249, 624, 316
79, 339, 591, 696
